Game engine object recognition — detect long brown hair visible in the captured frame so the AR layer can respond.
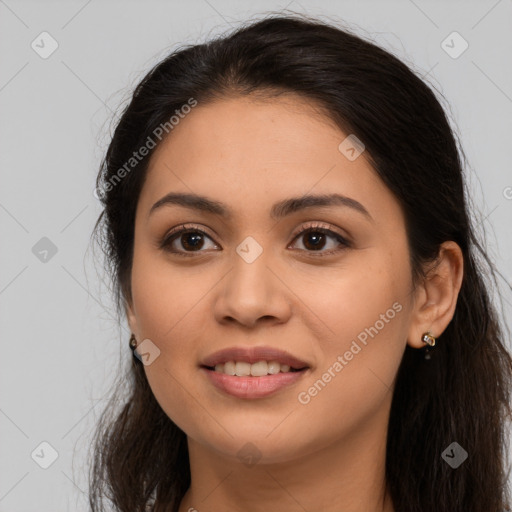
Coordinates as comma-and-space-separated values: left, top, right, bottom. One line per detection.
89, 12, 512, 512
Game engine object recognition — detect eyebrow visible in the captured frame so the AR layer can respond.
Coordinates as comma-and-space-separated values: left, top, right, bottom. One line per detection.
149, 192, 373, 222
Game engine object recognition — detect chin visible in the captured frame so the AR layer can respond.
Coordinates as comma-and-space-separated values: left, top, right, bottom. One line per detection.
190, 427, 314, 466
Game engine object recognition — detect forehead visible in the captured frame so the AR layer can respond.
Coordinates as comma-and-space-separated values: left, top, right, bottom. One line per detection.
152, 93, 343, 162
137, 94, 398, 224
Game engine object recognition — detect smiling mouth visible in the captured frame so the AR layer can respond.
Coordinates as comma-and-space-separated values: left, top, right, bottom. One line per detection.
202, 361, 308, 376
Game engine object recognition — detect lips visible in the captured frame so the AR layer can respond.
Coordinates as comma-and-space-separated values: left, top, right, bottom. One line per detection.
200, 346, 310, 370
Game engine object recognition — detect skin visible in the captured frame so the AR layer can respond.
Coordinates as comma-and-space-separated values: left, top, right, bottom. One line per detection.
126, 93, 463, 512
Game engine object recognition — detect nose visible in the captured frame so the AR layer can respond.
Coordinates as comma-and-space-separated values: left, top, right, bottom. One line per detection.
213, 252, 292, 329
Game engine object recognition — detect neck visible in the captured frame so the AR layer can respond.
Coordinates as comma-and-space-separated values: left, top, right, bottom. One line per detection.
177, 396, 394, 512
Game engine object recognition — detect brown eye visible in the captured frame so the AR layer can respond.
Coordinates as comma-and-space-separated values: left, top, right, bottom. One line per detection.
160, 225, 218, 256
289, 225, 350, 256
301, 231, 328, 251
176, 231, 206, 251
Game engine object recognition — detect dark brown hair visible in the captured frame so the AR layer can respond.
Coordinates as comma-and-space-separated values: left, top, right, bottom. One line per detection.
89, 12, 512, 512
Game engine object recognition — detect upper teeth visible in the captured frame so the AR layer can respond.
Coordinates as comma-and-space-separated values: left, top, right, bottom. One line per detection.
214, 361, 294, 376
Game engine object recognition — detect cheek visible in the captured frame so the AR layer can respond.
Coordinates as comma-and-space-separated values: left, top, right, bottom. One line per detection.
307, 243, 411, 350
130, 255, 213, 433
130, 242, 209, 342
296, 249, 411, 425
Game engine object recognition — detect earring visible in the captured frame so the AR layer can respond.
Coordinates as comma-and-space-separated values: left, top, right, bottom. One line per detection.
129, 334, 143, 364
421, 331, 436, 360
421, 331, 436, 347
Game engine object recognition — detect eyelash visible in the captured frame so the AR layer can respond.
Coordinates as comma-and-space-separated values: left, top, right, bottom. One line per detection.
159, 222, 351, 258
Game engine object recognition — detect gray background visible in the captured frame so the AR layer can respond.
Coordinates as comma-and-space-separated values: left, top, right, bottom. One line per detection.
1, 0, 511, 510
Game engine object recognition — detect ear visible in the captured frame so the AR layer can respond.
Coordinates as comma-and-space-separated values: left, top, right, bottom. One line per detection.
407, 241, 464, 348
125, 296, 140, 340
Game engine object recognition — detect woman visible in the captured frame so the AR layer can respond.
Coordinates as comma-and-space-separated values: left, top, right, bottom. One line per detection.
89, 12, 512, 512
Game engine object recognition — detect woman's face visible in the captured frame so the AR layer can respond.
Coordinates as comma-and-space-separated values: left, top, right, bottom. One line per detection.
127, 94, 418, 464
